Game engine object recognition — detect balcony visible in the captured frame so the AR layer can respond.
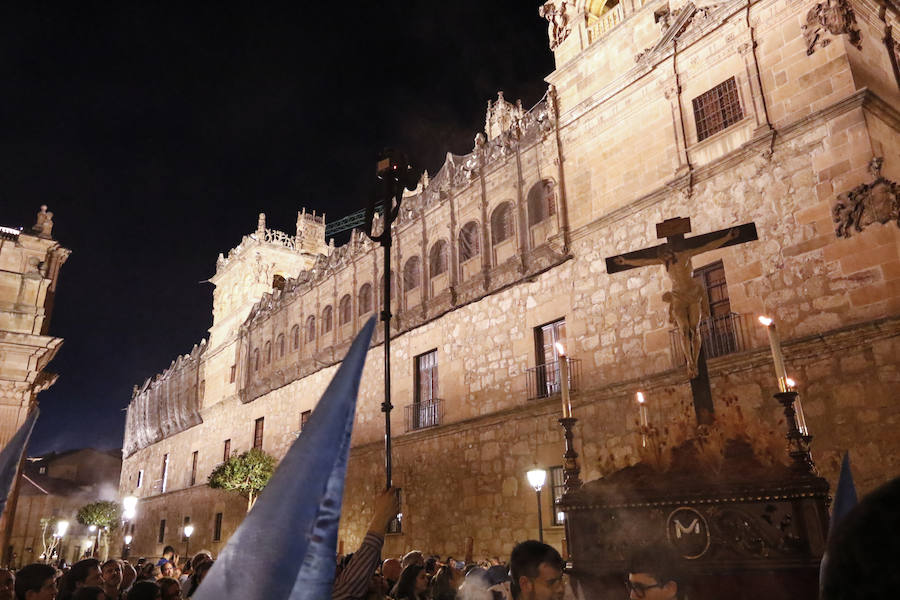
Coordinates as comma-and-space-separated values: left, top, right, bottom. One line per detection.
669, 313, 754, 368
525, 357, 582, 401
405, 398, 443, 432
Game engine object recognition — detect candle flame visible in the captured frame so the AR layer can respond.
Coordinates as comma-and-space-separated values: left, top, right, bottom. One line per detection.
636, 391, 645, 404
785, 377, 796, 388
758, 315, 773, 326
554, 342, 566, 356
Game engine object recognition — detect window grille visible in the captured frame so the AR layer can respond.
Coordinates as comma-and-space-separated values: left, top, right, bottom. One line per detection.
253, 417, 264, 450
322, 306, 333, 334
534, 319, 567, 396
429, 240, 449, 277
306, 316, 316, 342
459, 222, 480, 262
550, 466, 566, 525
339, 295, 352, 325
358, 284, 373, 315
491, 202, 514, 245
692, 77, 743, 142
527, 180, 556, 226
404, 257, 422, 291
300, 410, 311, 431
213, 513, 223, 541
158, 519, 166, 544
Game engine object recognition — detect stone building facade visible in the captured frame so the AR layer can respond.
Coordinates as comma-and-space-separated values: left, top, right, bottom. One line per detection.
120, 0, 900, 562
8, 449, 122, 568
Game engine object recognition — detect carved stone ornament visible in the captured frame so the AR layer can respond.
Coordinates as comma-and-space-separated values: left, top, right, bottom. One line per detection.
539, 0, 574, 50
802, 0, 862, 55
832, 157, 900, 238
32, 205, 54, 238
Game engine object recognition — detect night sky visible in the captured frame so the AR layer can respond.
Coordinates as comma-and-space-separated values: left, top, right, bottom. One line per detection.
0, 3, 555, 455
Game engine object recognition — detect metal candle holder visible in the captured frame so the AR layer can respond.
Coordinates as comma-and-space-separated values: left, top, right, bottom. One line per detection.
774, 391, 815, 473
558, 417, 583, 493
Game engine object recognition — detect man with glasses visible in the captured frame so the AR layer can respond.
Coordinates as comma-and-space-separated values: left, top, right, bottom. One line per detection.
509, 540, 565, 600
626, 549, 683, 600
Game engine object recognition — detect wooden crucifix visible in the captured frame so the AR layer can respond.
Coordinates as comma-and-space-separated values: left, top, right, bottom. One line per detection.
605, 217, 758, 424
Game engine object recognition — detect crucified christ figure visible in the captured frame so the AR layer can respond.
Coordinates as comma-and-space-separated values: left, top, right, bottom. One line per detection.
613, 228, 739, 378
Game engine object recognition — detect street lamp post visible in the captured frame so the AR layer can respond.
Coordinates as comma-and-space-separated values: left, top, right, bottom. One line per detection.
55, 520, 69, 565
183, 524, 194, 558
526, 468, 547, 543
122, 496, 138, 559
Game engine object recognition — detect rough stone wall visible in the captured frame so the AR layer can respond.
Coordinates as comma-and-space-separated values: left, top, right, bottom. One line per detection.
119, 0, 900, 563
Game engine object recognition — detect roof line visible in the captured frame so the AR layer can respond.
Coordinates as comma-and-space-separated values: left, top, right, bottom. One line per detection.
22, 474, 50, 495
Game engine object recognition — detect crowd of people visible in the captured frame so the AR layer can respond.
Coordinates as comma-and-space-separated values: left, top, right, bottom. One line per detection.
1, 474, 897, 600
0, 547, 215, 600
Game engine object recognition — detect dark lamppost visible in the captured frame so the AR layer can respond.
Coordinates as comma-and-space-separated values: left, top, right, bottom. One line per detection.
364, 149, 417, 490
183, 524, 194, 558
527, 468, 547, 543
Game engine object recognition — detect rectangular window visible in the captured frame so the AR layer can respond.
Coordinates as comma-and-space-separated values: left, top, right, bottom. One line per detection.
223, 439, 231, 461
229, 365, 236, 383
190, 451, 198, 486
214, 512, 223, 541
693, 260, 737, 358
692, 77, 743, 142
300, 410, 311, 432
158, 519, 166, 544
415, 350, 438, 404
161, 454, 169, 494
253, 417, 265, 450
136, 470, 144, 489
550, 466, 566, 526
535, 318, 566, 397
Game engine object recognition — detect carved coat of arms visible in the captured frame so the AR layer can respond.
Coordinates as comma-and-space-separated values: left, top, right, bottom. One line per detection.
802, 0, 862, 55
833, 157, 900, 238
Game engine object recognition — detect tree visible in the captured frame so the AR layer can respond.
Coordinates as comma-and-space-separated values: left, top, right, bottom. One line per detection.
76, 501, 121, 559
207, 448, 275, 512
39, 517, 60, 562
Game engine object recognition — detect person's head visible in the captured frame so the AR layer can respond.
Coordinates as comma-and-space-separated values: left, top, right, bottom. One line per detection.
71, 587, 105, 600
121, 564, 137, 591
160, 548, 175, 560
394, 565, 428, 599
68, 560, 103, 591
100, 561, 121, 590
401, 551, 424, 569
626, 549, 683, 600
190, 560, 212, 586
157, 578, 180, 600
509, 541, 565, 600
822, 476, 900, 599
430, 565, 463, 599
382, 558, 402, 584
158, 563, 173, 580
0, 569, 15, 600
126, 581, 160, 600
138, 565, 159, 583
14, 564, 57, 600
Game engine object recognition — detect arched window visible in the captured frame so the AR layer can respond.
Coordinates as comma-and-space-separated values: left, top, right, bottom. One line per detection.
322, 305, 333, 334
358, 283, 372, 315
491, 202, 514, 245
253, 348, 260, 371
527, 180, 556, 226
265, 341, 271, 365
277, 334, 285, 358
306, 315, 316, 342
291, 325, 300, 350
429, 240, 449, 277
272, 274, 286, 291
339, 294, 352, 325
458, 221, 480, 262
404, 256, 421, 291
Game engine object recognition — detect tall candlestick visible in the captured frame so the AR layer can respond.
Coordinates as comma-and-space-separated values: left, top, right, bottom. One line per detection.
785, 378, 808, 435
555, 343, 572, 418
759, 316, 788, 392
636, 392, 649, 447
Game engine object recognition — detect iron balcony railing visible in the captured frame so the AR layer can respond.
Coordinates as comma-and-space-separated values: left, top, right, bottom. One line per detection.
405, 398, 443, 432
669, 312, 753, 368
526, 357, 582, 401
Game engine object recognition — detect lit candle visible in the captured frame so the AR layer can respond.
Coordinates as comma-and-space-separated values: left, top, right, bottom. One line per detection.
758, 316, 788, 392
785, 377, 808, 435
555, 342, 572, 418
636, 392, 649, 447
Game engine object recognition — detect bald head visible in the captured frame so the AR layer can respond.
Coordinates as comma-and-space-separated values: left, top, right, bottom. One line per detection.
382, 559, 402, 582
